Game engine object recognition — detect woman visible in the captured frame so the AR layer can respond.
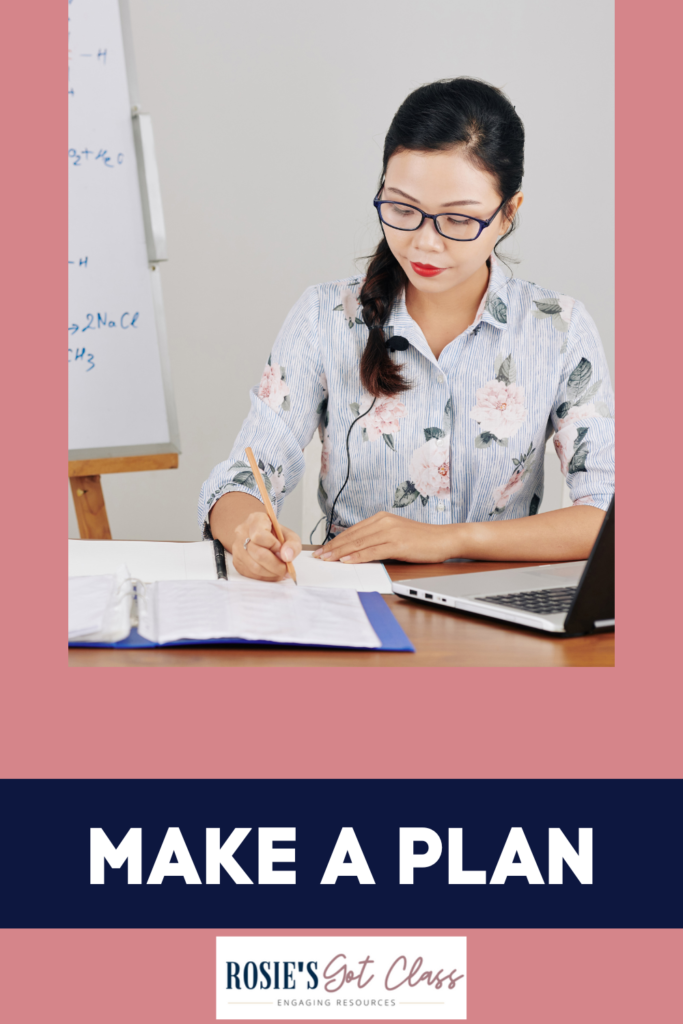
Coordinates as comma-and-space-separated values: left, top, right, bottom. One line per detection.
200, 77, 614, 582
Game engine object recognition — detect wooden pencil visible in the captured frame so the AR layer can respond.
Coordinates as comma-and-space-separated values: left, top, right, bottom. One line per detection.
245, 447, 298, 585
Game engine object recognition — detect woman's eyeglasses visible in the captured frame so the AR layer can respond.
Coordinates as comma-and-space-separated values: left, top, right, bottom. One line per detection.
373, 191, 508, 242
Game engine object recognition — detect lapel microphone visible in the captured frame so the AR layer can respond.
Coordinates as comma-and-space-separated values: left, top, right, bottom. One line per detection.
386, 335, 409, 352
382, 325, 409, 352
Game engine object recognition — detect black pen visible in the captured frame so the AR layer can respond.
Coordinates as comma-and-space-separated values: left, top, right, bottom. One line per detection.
213, 538, 228, 581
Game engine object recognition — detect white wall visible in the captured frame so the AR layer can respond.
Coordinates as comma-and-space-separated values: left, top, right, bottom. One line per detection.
69, 0, 614, 541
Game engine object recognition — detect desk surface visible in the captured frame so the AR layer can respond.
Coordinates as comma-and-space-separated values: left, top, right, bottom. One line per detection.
69, 546, 614, 668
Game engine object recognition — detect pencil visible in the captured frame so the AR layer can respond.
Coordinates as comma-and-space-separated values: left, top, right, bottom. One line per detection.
245, 447, 298, 585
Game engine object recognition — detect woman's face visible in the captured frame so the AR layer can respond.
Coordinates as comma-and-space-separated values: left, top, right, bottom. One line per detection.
380, 148, 523, 295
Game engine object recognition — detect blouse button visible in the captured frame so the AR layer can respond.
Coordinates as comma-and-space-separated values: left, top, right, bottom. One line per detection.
437, 500, 445, 512
437, 373, 445, 384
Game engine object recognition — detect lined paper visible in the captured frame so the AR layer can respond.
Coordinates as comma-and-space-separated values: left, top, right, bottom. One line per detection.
138, 580, 381, 648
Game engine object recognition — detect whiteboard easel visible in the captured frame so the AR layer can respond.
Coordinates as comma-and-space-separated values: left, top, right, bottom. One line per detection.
68, 0, 180, 537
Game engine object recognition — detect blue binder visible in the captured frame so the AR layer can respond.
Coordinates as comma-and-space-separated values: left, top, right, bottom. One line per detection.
69, 591, 415, 652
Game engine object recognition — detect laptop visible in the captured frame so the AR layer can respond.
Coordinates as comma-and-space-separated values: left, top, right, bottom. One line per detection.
392, 497, 614, 635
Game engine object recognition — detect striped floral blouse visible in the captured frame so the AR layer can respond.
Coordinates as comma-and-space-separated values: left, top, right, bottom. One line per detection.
198, 256, 615, 536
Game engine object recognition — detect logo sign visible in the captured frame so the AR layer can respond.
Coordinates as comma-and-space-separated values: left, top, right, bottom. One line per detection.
216, 936, 466, 1020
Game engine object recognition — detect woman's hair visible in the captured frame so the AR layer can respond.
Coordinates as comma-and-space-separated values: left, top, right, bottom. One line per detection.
359, 77, 525, 398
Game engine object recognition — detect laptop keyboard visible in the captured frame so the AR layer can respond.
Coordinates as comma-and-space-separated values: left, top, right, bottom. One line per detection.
474, 585, 577, 616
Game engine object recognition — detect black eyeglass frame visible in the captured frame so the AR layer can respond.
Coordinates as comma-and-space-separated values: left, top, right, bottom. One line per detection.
373, 189, 509, 242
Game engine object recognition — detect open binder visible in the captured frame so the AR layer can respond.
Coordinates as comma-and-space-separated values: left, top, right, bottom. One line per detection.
68, 573, 414, 653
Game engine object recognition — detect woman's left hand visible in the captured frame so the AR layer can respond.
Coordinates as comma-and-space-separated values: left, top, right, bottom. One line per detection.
312, 512, 455, 564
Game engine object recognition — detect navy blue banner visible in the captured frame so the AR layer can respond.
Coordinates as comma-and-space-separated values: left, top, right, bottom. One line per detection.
0, 780, 680, 927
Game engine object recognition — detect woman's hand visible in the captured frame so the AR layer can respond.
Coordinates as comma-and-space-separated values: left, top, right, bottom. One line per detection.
313, 512, 454, 564
232, 510, 302, 581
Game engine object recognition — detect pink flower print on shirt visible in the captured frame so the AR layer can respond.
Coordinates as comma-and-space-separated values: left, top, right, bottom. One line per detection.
258, 359, 290, 412
553, 423, 578, 477
489, 440, 537, 516
408, 435, 450, 499
358, 394, 408, 447
553, 423, 590, 477
470, 353, 526, 448
334, 286, 364, 329
269, 466, 286, 499
393, 404, 452, 508
470, 379, 527, 439
341, 288, 357, 323
572, 494, 594, 507
492, 468, 525, 510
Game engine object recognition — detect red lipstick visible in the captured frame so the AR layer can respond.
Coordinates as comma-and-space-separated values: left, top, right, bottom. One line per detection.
410, 262, 447, 277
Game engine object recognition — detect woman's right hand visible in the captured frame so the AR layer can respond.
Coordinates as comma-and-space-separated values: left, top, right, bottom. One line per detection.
232, 510, 302, 581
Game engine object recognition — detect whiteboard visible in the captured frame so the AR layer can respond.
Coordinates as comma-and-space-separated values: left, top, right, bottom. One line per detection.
68, 0, 180, 458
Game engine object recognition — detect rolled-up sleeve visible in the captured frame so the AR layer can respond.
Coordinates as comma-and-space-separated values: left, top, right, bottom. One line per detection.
198, 285, 326, 528
549, 300, 615, 511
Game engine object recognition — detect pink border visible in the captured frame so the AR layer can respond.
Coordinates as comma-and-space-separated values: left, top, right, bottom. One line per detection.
1, 929, 681, 1023
2, 1, 680, 781
0, 0, 680, 1020
0, 666, 681, 778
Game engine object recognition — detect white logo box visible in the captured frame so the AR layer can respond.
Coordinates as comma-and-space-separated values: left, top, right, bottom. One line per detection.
216, 936, 466, 1020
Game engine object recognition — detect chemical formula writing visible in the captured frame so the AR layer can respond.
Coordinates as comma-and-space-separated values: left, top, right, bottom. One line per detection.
68, 0, 107, 97
68, 312, 140, 334
68, 347, 96, 372
68, 148, 124, 168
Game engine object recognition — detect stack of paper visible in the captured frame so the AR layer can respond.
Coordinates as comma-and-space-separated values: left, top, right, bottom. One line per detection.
67, 566, 134, 643
68, 575, 116, 639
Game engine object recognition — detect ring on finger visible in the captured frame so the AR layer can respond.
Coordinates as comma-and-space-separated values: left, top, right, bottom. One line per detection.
243, 537, 251, 551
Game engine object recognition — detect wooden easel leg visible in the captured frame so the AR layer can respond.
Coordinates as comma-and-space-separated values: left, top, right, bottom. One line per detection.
70, 475, 112, 539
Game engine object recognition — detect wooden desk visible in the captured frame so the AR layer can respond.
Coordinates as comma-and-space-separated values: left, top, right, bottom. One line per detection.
69, 547, 614, 668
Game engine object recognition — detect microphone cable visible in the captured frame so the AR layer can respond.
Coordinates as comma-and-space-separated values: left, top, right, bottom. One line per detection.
322, 396, 377, 544
317, 333, 409, 545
